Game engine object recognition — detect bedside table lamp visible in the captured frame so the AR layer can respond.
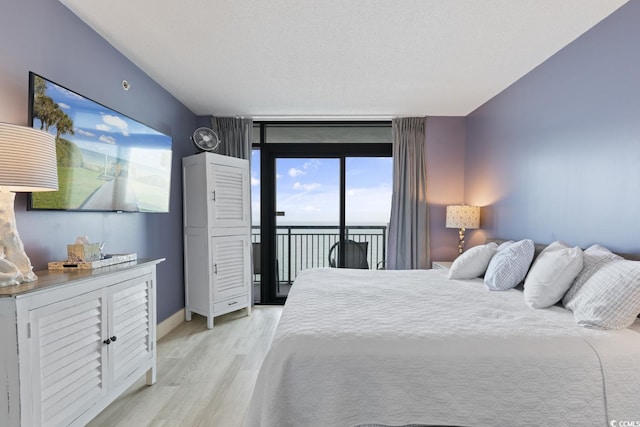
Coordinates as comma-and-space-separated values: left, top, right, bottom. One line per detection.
0, 123, 57, 287
445, 204, 480, 254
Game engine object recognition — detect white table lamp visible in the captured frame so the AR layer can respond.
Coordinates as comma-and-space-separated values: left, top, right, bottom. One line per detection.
0, 123, 57, 286
446, 204, 480, 254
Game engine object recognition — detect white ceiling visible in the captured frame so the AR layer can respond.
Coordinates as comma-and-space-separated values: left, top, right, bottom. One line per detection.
59, 0, 627, 118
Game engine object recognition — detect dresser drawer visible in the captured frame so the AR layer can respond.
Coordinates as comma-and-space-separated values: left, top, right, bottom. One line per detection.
213, 294, 249, 316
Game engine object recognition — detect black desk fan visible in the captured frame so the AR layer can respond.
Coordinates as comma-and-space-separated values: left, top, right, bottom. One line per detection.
191, 127, 220, 152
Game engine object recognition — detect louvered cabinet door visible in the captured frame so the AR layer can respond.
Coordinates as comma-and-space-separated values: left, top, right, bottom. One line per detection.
108, 275, 154, 386
211, 232, 250, 301
208, 160, 249, 228
29, 289, 108, 427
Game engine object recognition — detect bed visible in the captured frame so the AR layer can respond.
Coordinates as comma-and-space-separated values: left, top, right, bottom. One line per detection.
246, 266, 640, 427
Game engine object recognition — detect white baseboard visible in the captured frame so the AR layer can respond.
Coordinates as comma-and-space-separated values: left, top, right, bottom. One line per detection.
157, 308, 185, 340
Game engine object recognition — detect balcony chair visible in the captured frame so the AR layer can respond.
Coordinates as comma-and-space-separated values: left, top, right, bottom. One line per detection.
252, 242, 279, 292
328, 240, 369, 269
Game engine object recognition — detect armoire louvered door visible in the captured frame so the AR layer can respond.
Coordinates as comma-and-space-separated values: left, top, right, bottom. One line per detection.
208, 162, 249, 228
211, 232, 251, 301
29, 289, 108, 427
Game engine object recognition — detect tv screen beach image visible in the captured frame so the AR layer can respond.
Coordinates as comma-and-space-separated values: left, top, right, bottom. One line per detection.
29, 73, 172, 212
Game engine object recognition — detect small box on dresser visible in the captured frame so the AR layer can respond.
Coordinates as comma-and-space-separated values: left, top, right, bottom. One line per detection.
67, 243, 101, 262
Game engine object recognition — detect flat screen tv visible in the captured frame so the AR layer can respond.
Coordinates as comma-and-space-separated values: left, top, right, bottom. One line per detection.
28, 72, 172, 212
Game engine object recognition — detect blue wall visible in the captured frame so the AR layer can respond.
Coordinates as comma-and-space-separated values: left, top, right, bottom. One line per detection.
426, 117, 467, 262
465, 0, 640, 253
0, 0, 199, 321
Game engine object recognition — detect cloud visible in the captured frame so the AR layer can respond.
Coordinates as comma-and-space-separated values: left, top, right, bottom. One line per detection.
101, 114, 130, 136
293, 182, 321, 191
99, 135, 116, 145
276, 173, 282, 179
76, 128, 95, 137
57, 102, 71, 110
289, 168, 305, 177
96, 124, 110, 132
303, 159, 321, 170
57, 87, 84, 100
251, 176, 260, 186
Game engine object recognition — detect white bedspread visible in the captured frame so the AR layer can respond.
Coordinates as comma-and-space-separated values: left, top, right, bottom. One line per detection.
246, 268, 640, 427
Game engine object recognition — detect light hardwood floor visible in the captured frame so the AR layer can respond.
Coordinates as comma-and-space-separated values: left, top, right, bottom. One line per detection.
87, 306, 283, 427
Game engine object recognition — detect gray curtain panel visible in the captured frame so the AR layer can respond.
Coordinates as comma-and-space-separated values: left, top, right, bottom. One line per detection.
387, 117, 430, 270
209, 116, 253, 160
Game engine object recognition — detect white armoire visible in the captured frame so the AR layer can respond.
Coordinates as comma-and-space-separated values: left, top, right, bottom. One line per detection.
182, 152, 251, 329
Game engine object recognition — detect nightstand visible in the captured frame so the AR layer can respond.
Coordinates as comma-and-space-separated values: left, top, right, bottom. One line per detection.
431, 261, 453, 270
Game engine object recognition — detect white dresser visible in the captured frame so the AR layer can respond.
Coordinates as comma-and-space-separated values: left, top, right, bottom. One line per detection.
0, 258, 163, 427
182, 152, 251, 329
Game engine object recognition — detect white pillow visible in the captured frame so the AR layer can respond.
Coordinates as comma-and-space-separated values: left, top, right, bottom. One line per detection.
571, 260, 640, 329
563, 244, 622, 310
484, 239, 535, 291
448, 242, 498, 280
523, 241, 583, 309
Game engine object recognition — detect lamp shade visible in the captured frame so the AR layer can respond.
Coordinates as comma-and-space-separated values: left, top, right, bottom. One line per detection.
446, 204, 480, 229
0, 123, 58, 192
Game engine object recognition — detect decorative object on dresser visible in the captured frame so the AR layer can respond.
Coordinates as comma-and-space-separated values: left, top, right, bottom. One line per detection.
48, 253, 138, 270
46, 235, 139, 270
0, 258, 163, 426
67, 236, 102, 263
0, 122, 57, 287
182, 152, 251, 329
445, 204, 481, 254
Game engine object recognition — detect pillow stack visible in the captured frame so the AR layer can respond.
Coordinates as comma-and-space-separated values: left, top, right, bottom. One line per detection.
444, 239, 640, 330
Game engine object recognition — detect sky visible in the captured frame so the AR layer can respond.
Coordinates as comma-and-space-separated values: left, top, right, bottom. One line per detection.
251, 152, 392, 226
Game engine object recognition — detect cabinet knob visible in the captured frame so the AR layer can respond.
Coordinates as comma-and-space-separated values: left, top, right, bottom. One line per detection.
103, 336, 118, 345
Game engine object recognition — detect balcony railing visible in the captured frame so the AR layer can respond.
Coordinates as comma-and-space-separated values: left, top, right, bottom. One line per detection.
252, 225, 387, 285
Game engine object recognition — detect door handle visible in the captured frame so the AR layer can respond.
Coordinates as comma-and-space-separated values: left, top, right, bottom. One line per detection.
275, 211, 285, 216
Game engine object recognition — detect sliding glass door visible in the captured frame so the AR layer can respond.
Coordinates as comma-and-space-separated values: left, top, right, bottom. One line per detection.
255, 123, 392, 304
274, 157, 340, 297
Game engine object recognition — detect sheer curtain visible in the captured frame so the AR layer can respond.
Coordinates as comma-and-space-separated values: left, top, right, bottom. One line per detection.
210, 116, 253, 160
387, 117, 429, 270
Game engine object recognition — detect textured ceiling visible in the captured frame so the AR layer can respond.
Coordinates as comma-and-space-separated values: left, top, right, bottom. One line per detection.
59, 0, 627, 118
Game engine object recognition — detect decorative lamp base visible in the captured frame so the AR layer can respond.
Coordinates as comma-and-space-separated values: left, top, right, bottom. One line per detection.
457, 228, 466, 255
0, 192, 37, 287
